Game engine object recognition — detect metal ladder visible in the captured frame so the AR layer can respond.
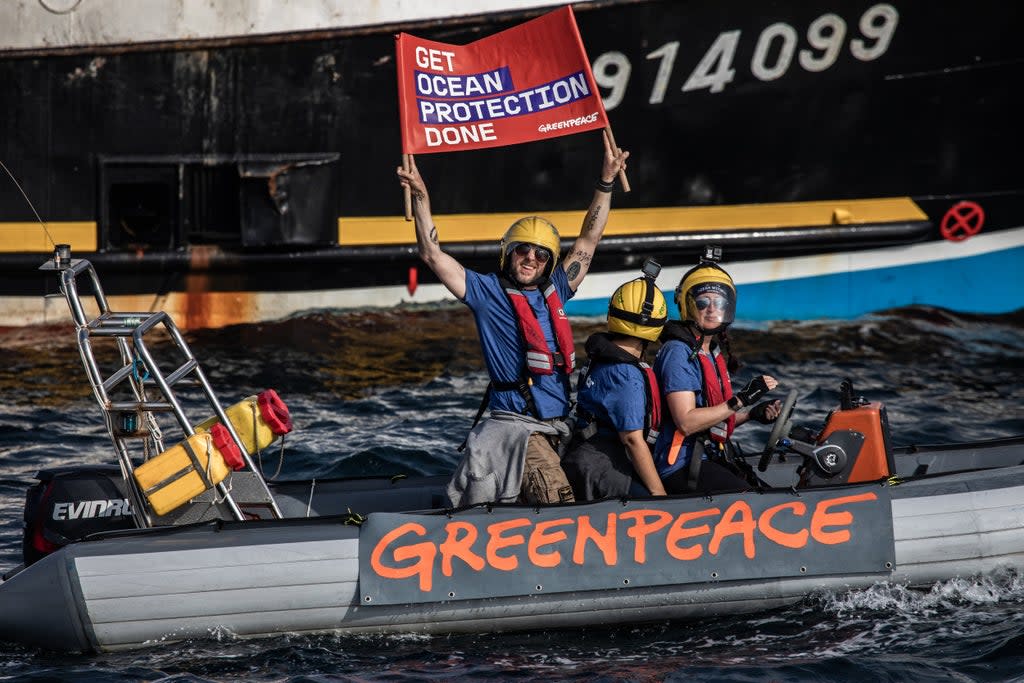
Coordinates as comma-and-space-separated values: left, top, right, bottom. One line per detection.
41, 245, 283, 527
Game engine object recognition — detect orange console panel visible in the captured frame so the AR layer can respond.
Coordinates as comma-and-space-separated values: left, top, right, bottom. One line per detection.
818, 402, 894, 483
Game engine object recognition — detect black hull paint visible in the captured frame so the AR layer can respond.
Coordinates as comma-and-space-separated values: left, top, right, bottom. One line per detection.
1, 0, 1022, 306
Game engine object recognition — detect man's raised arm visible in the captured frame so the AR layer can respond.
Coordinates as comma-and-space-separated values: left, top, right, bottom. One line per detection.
562, 139, 630, 291
397, 156, 467, 300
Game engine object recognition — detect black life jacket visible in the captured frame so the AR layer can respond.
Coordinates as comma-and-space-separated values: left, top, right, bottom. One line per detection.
576, 332, 662, 444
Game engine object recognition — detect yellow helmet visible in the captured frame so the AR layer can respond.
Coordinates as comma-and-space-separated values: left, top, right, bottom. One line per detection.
608, 278, 668, 342
675, 262, 736, 334
498, 216, 561, 277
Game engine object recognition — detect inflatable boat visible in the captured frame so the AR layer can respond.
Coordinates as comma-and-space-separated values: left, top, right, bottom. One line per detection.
1, 248, 1023, 653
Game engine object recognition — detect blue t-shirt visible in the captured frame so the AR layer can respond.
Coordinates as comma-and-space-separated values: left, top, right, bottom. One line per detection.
577, 362, 647, 437
462, 267, 575, 419
652, 339, 705, 476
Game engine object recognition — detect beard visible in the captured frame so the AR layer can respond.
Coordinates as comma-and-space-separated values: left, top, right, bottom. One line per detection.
509, 263, 546, 288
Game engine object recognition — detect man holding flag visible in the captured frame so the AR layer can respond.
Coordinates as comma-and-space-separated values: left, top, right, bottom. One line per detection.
394, 6, 630, 506
397, 140, 628, 506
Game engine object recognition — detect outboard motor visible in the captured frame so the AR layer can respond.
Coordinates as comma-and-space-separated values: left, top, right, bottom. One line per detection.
22, 465, 137, 566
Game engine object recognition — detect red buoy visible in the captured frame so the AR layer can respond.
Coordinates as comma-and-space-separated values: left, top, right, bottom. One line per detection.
209, 423, 245, 471
257, 389, 293, 436
407, 266, 418, 296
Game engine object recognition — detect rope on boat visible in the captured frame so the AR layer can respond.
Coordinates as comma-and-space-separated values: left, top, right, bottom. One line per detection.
253, 404, 286, 481
203, 435, 232, 506
268, 437, 286, 480
341, 508, 365, 526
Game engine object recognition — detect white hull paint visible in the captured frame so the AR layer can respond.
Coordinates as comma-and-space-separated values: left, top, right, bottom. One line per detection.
2, 0, 571, 52
577, 225, 1024, 319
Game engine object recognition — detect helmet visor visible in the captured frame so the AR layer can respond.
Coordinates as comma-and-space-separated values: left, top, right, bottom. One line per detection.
686, 282, 735, 328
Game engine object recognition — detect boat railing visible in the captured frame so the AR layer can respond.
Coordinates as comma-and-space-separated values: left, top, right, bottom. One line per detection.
39, 245, 283, 527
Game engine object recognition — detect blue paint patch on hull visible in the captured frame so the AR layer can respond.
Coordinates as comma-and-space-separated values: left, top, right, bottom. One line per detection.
564, 246, 1024, 320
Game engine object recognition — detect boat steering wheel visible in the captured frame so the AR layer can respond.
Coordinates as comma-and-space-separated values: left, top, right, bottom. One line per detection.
757, 389, 799, 472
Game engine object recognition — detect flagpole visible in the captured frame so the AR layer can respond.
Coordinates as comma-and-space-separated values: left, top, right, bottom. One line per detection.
603, 127, 630, 193
403, 154, 413, 221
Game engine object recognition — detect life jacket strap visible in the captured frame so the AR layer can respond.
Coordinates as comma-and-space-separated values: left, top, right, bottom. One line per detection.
458, 378, 539, 452
638, 361, 662, 444
458, 384, 493, 453
686, 439, 706, 491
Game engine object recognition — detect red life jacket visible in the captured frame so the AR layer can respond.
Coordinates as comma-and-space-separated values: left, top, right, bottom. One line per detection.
503, 280, 575, 376
696, 348, 735, 443
660, 321, 734, 444
639, 362, 662, 444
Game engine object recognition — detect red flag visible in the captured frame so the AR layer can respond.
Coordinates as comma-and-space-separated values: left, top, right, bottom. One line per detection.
395, 6, 609, 154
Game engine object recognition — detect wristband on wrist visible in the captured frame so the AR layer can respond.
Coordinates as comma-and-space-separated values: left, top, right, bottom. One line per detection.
727, 396, 742, 411
596, 178, 614, 193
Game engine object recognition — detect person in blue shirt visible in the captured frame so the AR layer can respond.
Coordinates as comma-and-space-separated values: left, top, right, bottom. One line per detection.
563, 265, 668, 500
397, 140, 629, 505
652, 251, 781, 493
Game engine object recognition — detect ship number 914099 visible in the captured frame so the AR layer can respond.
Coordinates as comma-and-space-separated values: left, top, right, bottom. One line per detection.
593, 3, 899, 110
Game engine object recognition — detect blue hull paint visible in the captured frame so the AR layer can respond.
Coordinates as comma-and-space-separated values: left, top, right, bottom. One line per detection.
564, 247, 1024, 320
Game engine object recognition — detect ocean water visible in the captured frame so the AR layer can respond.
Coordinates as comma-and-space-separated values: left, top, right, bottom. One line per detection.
0, 305, 1022, 682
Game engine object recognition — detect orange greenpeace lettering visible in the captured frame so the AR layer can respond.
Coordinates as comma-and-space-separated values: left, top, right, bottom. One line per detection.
758, 501, 809, 549
709, 500, 756, 559
573, 513, 617, 566
486, 518, 532, 571
366, 490, 883, 593
528, 518, 574, 568
811, 492, 878, 544
439, 520, 484, 576
370, 522, 437, 591
621, 509, 673, 563
666, 508, 720, 561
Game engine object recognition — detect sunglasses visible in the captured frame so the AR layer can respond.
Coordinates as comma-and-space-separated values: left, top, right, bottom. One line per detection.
512, 243, 552, 264
694, 294, 729, 311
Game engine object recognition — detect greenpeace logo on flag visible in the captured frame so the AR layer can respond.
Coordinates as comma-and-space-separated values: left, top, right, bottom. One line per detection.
537, 113, 600, 133
396, 6, 609, 154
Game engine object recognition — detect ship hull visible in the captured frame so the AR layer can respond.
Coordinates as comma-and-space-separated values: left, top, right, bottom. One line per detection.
1, 0, 1021, 326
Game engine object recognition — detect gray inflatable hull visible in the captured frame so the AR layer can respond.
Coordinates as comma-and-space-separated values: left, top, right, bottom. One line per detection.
3, 465, 1024, 652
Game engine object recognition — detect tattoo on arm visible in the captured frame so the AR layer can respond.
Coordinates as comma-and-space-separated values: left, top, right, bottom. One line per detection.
566, 261, 581, 281
569, 249, 592, 266
429, 226, 438, 245
582, 205, 602, 235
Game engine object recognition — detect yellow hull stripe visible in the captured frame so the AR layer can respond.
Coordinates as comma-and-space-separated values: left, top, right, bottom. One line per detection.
0, 198, 928, 252
337, 197, 927, 246
0, 222, 97, 252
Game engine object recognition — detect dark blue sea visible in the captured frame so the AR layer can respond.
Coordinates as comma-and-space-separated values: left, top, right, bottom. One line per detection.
1, 305, 1023, 682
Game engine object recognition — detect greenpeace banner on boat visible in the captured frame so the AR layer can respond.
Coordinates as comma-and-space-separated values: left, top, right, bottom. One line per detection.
395, 6, 608, 154
359, 486, 896, 605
